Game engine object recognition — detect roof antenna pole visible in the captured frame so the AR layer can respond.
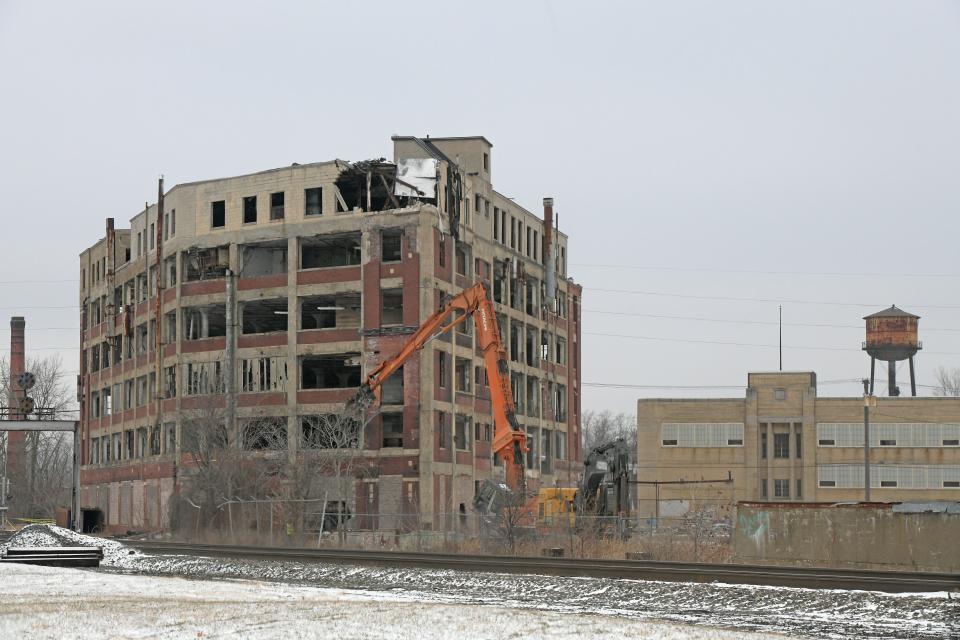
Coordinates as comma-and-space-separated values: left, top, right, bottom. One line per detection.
779, 305, 782, 371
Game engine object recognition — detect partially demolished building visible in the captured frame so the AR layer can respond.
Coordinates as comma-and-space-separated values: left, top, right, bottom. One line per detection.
78, 135, 582, 533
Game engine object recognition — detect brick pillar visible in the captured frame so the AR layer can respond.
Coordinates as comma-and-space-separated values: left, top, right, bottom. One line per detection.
7, 317, 26, 478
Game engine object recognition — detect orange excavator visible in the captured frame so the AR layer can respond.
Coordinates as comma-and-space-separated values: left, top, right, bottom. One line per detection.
348, 282, 528, 501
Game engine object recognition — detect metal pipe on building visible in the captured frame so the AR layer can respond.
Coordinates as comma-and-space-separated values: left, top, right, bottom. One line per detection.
543, 198, 555, 301
225, 269, 237, 443
863, 378, 871, 502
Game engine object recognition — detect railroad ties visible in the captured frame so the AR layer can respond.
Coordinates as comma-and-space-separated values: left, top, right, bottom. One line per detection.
1, 546, 103, 568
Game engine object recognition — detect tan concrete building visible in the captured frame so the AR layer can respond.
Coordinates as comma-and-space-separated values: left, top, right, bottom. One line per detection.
78, 135, 582, 533
637, 372, 960, 521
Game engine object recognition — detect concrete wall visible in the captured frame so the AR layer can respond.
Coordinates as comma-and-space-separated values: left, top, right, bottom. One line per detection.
734, 503, 960, 572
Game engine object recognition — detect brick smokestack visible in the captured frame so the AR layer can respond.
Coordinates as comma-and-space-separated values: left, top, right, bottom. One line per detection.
7, 317, 26, 476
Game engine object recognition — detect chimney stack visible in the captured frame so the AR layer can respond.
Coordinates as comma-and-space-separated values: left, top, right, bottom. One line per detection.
7, 317, 26, 477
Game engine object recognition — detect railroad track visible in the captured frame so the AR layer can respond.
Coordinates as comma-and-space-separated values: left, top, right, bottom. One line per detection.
125, 541, 959, 593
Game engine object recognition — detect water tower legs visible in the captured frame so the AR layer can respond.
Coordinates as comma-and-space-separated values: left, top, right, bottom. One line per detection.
909, 356, 916, 397
869, 357, 876, 395
888, 360, 899, 397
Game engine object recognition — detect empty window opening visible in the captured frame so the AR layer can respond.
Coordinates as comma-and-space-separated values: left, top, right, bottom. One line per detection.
381, 366, 404, 404
880, 480, 898, 488
774, 388, 786, 400
241, 240, 287, 278
437, 351, 448, 389
382, 229, 403, 262
243, 196, 257, 224
880, 439, 897, 446
270, 191, 285, 220
382, 413, 404, 448
184, 361, 223, 395
525, 328, 538, 367
184, 246, 229, 281
241, 357, 288, 392
241, 298, 288, 334
305, 187, 323, 216
301, 233, 361, 269
381, 289, 404, 326
183, 305, 227, 340
300, 293, 361, 330
301, 354, 361, 389
455, 358, 472, 393
455, 244, 468, 276
242, 417, 287, 450
211, 200, 226, 228
526, 377, 540, 417
300, 414, 361, 449
455, 414, 471, 450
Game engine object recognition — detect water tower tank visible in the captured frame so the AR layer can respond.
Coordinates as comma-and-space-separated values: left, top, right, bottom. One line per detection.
862, 305, 921, 396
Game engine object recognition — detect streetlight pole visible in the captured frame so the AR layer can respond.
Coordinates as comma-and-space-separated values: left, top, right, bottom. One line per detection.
862, 378, 871, 502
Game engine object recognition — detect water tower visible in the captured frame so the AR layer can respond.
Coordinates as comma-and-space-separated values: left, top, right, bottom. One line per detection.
863, 305, 921, 396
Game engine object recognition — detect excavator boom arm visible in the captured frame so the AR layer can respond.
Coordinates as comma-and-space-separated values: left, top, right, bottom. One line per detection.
352, 283, 527, 491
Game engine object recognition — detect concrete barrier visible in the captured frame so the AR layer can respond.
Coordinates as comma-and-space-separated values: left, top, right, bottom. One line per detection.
733, 501, 960, 573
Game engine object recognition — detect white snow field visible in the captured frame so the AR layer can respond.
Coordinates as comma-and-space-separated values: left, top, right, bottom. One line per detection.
0, 562, 784, 640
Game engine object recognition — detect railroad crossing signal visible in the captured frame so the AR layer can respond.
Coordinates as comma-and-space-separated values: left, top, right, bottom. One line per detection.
17, 371, 36, 391
19, 396, 35, 416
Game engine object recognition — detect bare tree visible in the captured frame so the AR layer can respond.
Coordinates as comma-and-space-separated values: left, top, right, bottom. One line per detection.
0, 354, 76, 519
297, 409, 376, 542
582, 410, 637, 460
934, 367, 960, 397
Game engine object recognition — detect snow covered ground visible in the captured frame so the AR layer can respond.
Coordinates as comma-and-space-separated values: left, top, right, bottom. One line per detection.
0, 562, 780, 639
2, 525, 957, 639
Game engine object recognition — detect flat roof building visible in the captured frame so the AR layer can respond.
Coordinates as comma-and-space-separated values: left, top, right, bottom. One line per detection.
78, 135, 582, 533
637, 372, 960, 523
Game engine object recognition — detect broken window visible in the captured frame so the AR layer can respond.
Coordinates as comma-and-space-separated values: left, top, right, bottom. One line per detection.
150, 425, 161, 456
164, 365, 176, 398
241, 356, 288, 392
553, 384, 567, 421
164, 311, 177, 344
455, 244, 468, 276
270, 191, 285, 220
126, 430, 135, 459
525, 277, 539, 316
381, 366, 404, 404
136, 324, 148, 355
455, 414, 471, 451
382, 229, 402, 262
243, 196, 257, 224
526, 377, 540, 417
437, 411, 449, 449
437, 351, 448, 388
511, 372, 524, 413
556, 336, 567, 365
455, 357, 471, 393
525, 328, 538, 367
305, 187, 323, 216
300, 292, 361, 330
184, 361, 223, 395
509, 321, 522, 363
300, 233, 361, 269
211, 200, 226, 228
300, 414, 362, 449
242, 417, 287, 450
136, 375, 148, 406
241, 298, 288, 334
240, 241, 287, 278
541, 429, 552, 474
124, 380, 134, 410
90, 344, 100, 372
165, 422, 176, 454
301, 354, 361, 389
382, 412, 403, 448
91, 437, 100, 464
90, 391, 100, 418
184, 246, 229, 281
381, 289, 403, 326
164, 256, 177, 287
540, 331, 551, 362
103, 387, 112, 416
183, 305, 227, 340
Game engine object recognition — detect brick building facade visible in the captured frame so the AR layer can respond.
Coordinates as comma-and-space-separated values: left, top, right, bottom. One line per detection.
78, 135, 582, 533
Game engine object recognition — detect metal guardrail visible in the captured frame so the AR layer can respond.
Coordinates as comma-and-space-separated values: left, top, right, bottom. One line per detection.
125, 540, 960, 593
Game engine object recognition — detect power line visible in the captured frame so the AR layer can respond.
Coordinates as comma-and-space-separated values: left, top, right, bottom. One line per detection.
584, 331, 960, 355
584, 287, 960, 310
0, 279, 76, 284
572, 263, 960, 278
583, 309, 960, 333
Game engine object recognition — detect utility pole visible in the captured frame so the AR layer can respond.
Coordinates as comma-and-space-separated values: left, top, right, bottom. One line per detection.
225, 269, 237, 445
779, 305, 782, 371
862, 378, 872, 501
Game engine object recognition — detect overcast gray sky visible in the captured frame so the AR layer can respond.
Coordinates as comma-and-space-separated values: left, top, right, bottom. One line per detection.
1, 1, 958, 414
